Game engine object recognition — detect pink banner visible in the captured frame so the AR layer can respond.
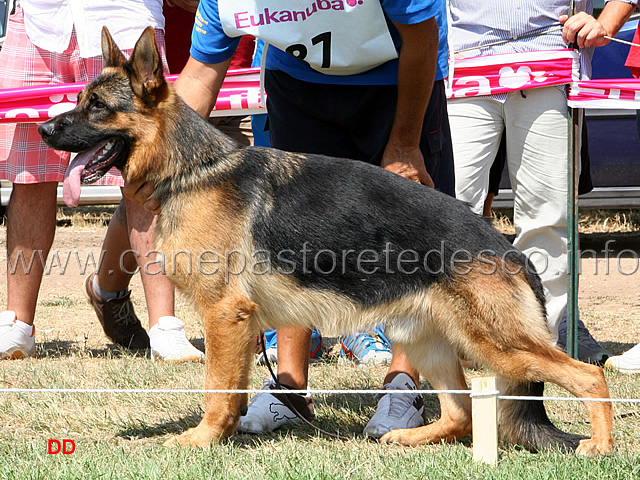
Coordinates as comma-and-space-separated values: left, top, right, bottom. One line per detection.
0, 68, 264, 124
447, 49, 578, 99
3, 54, 640, 120
568, 80, 640, 109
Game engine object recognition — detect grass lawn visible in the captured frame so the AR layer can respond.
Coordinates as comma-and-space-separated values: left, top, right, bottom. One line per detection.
0, 209, 639, 479
1, 354, 639, 480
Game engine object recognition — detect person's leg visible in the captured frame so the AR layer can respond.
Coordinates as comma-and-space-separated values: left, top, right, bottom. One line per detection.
504, 89, 608, 361
274, 327, 312, 389
448, 96, 505, 214
84, 199, 150, 350
124, 197, 204, 362
5, 182, 57, 325
238, 72, 359, 433
383, 351, 420, 387
0, 9, 77, 358
365, 83, 455, 437
0, 183, 56, 359
124, 197, 174, 328
96, 201, 137, 291
503, 88, 569, 341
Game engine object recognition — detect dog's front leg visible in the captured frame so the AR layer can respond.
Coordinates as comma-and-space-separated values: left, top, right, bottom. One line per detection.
166, 295, 256, 448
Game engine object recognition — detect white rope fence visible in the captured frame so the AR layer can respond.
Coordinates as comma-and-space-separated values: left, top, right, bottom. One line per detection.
2, 379, 639, 465
1, 387, 639, 403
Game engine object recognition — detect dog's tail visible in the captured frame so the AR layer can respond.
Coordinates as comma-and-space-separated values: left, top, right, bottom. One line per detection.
498, 380, 584, 452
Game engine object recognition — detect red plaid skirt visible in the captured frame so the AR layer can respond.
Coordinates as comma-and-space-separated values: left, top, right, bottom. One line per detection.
0, 6, 168, 184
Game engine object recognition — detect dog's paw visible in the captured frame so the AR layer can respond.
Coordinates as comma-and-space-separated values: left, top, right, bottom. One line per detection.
379, 428, 421, 447
575, 437, 614, 456
163, 425, 222, 448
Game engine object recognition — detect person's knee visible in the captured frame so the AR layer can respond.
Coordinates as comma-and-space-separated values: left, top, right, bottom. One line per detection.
8, 182, 58, 211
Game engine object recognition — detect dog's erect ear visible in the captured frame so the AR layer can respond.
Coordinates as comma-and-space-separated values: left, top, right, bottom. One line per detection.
101, 26, 127, 68
129, 26, 166, 101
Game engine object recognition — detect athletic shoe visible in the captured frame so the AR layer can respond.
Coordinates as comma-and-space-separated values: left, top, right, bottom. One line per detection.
604, 343, 640, 374
363, 373, 425, 438
237, 378, 314, 433
0, 311, 36, 360
256, 328, 323, 365
557, 311, 610, 365
149, 316, 205, 363
84, 273, 150, 350
340, 326, 392, 365
256, 329, 278, 366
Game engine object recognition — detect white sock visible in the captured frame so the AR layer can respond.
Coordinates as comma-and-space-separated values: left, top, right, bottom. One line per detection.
93, 276, 129, 301
15, 319, 34, 336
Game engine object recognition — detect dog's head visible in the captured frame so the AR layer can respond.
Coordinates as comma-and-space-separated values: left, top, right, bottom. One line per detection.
38, 26, 169, 206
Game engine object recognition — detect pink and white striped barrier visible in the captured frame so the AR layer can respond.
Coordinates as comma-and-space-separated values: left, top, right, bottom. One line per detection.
447, 49, 578, 99
2, 54, 640, 122
568, 79, 640, 109
0, 68, 264, 124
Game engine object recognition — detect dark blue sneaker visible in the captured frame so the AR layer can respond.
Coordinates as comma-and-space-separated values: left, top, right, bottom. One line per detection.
340, 325, 393, 365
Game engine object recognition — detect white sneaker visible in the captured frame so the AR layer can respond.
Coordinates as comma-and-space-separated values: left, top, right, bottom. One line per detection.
149, 316, 204, 363
363, 373, 425, 438
0, 311, 36, 360
604, 343, 640, 374
256, 347, 277, 366
237, 378, 314, 433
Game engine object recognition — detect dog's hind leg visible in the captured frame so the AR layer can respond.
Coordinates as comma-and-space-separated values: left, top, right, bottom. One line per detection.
494, 349, 613, 456
167, 294, 256, 447
431, 271, 614, 456
380, 337, 472, 446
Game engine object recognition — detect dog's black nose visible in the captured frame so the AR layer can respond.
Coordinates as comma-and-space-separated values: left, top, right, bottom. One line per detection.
38, 121, 56, 139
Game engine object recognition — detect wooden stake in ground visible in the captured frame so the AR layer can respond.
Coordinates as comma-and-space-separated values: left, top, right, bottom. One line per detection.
471, 376, 499, 465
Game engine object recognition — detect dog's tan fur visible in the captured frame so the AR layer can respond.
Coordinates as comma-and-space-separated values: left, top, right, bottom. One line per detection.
39, 27, 614, 456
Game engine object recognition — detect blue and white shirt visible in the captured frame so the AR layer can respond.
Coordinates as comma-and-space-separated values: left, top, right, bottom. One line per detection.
191, 0, 449, 85
448, 0, 598, 79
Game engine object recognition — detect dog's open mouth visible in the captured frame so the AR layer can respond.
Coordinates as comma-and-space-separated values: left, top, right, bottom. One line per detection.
63, 138, 124, 207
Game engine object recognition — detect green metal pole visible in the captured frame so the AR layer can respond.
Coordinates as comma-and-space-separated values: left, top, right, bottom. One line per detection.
566, 0, 579, 360
567, 106, 580, 360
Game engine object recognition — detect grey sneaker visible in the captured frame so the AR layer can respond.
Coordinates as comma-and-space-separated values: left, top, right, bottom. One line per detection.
363, 373, 425, 438
237, 378, 314, 433
557, 311, 610, 365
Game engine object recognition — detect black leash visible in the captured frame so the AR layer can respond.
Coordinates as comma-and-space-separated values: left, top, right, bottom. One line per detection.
258, 333, 352, 441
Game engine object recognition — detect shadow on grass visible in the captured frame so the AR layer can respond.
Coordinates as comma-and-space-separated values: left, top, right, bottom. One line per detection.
113, 387, 472, 448
117, 408, 203, 440
36, 339, 149, 359
601, 341, 637, 356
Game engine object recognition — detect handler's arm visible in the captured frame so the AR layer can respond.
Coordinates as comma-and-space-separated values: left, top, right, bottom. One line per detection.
561, 1, 636, 48
174, 56, 232, 118
381, 17, 438, 187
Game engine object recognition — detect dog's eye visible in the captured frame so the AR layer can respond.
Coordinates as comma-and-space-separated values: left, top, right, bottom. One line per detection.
92, 101, 107, 111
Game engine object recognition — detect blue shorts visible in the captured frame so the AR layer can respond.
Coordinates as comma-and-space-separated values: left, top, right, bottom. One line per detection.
264, 70, 455, 196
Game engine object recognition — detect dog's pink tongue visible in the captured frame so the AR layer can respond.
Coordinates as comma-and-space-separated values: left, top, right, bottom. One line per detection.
63, 152, 92, 207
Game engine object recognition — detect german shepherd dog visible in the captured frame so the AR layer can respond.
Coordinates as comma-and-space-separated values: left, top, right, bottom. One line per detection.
39, 27, 613, 455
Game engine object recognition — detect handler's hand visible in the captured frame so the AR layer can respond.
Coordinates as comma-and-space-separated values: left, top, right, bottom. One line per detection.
381, 144, 435, 188
165, 0, 199, 13
122, 181, 162, 215
560, 12, 609, 48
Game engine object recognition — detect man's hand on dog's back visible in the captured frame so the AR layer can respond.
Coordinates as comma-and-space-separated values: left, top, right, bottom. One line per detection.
382, 144, 435, 188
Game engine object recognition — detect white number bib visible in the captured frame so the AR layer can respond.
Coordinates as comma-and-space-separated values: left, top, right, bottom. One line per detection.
219, 0, 398, 75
